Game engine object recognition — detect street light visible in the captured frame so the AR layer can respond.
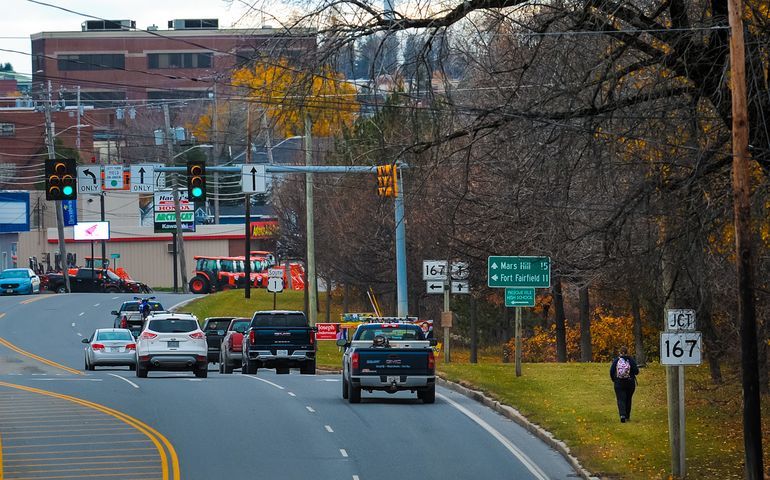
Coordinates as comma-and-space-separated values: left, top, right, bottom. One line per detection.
231, 136, 302, 162
172, 144, 213, 160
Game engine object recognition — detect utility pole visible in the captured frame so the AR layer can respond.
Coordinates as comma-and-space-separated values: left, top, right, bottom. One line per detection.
212, 84, 219, 225
728, 0, 764, 477
164, 103, 188, 293
44, 81, 70, 293
394, 164, 408, 316
244, 106, 252, 299
305, 113, 317, 326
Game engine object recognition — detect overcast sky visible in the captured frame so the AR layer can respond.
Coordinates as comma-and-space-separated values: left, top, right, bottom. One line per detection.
0, 0, 252, 75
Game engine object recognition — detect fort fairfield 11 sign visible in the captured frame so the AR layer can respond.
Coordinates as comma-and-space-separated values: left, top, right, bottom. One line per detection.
153, 190, 195, 233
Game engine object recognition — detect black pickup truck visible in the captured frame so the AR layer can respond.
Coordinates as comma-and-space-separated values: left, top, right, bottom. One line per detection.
46, 268, 142, 294
241, 310, 316, 375
338, 322, 437, 404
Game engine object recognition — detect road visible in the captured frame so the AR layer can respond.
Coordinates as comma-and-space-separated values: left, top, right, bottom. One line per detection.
0, 293, 581, 480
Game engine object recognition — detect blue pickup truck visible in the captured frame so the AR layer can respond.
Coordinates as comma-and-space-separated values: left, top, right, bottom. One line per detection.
337, 322, 437, 404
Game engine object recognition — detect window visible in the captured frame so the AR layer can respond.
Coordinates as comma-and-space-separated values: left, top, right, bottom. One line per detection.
148, 319, 199, 333
0, 123, 14, 137
147, 52, 212, 69
97, 331, 133, 341
57, 54, 125, 71
147, 90, 208, 100
250, 313, 307, 328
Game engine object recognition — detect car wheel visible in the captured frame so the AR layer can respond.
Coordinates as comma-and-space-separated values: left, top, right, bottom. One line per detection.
348, 379, 361, 403
218, 361, 224, 374
106, 287, 119, 294
136, 364, 148, 378
56, 286, 66, 294
194, 366, 208, 378
300, 360, 316, 375
421, 384, 436, 404
342, 375, 349, 399
223, 359, 233, 374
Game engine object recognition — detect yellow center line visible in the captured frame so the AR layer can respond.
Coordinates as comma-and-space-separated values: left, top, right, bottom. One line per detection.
0, 382, 179, 480
19, 295, 51, 305
0, 337, 82, 375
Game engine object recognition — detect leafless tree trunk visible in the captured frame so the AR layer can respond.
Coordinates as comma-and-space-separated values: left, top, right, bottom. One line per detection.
630, 287, 646, 366
553, 276, 567, 363
579, 284, 592, 362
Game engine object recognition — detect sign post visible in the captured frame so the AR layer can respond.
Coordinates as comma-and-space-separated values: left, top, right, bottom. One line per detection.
267, 268, 284, 309
423, 259, 469, 364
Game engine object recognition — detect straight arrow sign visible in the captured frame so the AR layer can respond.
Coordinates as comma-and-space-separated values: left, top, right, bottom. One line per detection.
242, 164, 266, 193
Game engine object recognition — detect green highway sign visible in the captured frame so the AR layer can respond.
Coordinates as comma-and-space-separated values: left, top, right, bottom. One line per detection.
488, 256, 551, 288
505, 288, 536, 307
110, 253, 120, 259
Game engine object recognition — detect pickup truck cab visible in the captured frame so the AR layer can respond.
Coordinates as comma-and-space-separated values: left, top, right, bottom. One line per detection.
241, 310, 316, 375
112, 300, 165, 336
338, 322, 437, 404
219, 317, 250, 374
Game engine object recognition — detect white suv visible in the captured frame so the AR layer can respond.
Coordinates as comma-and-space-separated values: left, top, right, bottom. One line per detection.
135, 313, 208, 378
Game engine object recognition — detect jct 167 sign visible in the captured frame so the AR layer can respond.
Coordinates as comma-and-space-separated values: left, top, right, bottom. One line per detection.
153, 190, 195, 233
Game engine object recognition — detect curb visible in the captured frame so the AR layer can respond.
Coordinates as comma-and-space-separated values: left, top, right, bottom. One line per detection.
436, 378, 598, 480
168, 297, 197, 313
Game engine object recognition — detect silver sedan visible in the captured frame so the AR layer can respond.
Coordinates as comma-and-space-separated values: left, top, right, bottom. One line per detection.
83, 329, 137, 371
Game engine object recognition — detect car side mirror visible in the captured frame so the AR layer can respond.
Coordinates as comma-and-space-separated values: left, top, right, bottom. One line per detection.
81, 338, 89, 344
111, 310, 118, 316
336, 338, 349, 347
429, 338, 438, 347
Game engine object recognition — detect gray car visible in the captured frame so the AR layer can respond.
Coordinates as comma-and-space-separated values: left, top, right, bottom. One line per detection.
83, 328, 137, 371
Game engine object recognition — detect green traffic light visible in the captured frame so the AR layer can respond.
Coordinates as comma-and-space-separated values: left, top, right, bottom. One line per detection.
62, 185, 74, 196
192, 187, 203, 198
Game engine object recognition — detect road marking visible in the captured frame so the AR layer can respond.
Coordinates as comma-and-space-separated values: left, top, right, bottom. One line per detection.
353, 475, 360, 480
187, 379, 203, 382
0, 337, 83, 375
318, 378, 339, 382
112, 296, 119, 299
288, 392, 296, 397
0, 381, 180, 480
306, 406, 315, 413
108, 373, 139, 389
77, 333, 83, 337
245, 375, 285, 390
93, 303, 100, 307
340, 449, 348, 458
325, 425, 333, 433
0, 427, 4, 480
20, 296, 48, 305
437, 393, 549, 480
0, 313, 6, 320
31, 379, 102, 382
79, 312, 85, 316
71, 322, 76, 327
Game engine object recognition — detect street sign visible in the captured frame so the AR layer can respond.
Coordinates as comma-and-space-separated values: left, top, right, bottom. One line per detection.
666, 309, 696, 332
77, 166, 102, 194
267, 277, 284, 293
488, 256, 550, 288
505, 287, 536, 307
451, 262, 469, 280
110, 253, 120, 259
660, 332, 702, 365
423, 260, 448, 280
451, 281, 470, 294
103, 165, 124, 190
426, 280, 445, 294
268, 268, 283, 279
242, 164, 267, 194
62, 199, 77, 226
153, 190, 195, 233
130, 165, 155, 193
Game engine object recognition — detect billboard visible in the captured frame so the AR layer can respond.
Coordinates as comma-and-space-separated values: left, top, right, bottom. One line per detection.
153, 190, 195, 233
0, 191, 30, 233
74, 221, 110, 241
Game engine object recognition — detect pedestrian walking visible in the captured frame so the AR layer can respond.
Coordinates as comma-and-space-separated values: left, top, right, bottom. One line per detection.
610, 346, 639, 423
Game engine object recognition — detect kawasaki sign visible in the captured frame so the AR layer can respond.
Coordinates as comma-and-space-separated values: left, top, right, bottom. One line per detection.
153, 190, 195, 233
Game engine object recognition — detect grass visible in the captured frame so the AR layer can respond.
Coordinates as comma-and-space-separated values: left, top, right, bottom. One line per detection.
182, 290, 769, 479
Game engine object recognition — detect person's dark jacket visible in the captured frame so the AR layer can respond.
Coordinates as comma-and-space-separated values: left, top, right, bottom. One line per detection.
610, 355, 639, 384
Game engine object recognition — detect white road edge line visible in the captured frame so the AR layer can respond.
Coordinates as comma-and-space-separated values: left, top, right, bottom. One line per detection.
437, 393, 550, 480
31, 379, 102, 381
288, 392, 296, 397
245, 375, 285, 390
340, 449, 348, 458
306, 406, 315, 413
112, 296, 119, 299
325, 425, 333, 433
108, 373, 140, 389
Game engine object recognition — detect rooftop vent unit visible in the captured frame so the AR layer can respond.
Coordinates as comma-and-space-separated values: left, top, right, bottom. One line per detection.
168, 19, 219, 30
81, 20, 136, 32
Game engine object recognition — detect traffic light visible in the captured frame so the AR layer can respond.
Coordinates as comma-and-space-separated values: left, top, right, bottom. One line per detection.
187, 160, 206, 201
45, 158, 77, 201
376, 164, 398, 197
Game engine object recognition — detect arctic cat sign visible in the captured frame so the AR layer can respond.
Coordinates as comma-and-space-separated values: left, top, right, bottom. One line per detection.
153, 190, 195, 233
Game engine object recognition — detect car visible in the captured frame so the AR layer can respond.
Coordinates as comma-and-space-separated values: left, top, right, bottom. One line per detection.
202, 317, 235, 363
0, 268, 41, 295
219, 317, 250, 374
135, 313, 208, 378
112, 299, 165, 335
46, 268, 143, 294
82, 328, 137, 371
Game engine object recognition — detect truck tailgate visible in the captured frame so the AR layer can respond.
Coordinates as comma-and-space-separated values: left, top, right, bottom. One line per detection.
355, 349, 432, 376
252, 328, 313, 350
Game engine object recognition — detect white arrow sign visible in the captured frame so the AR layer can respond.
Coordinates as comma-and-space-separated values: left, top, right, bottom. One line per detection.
451, 281, 470, 294
77, 166, 102, 194
242, 164, 267, 193
130, 165, 155, 193
426, 280, 445, 294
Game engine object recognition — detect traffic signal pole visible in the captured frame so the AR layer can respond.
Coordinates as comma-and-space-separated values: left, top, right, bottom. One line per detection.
44, 81, 70, 293
164, 104, 189, 293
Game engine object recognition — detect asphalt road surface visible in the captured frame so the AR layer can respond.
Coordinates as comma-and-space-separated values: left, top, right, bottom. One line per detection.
0, 293, 581, 480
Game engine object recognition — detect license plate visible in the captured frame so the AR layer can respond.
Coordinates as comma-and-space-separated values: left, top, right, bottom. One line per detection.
276, 349, 288, 357
5, 289, 12, 294
167, 341, 179, 348
111, 347, 120, 352
387, 376, 398, 383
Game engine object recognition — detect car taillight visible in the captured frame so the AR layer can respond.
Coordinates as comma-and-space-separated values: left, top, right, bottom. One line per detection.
309, 331, 315, 346
120, 317, 128, 328
91, 343, 105, 350
140, 332, 157, 340
351, 352, 359, 371
249, 331, 255, 344
125, 343, 136, 350
189, 331, 205, 339
427, 351, 435, 370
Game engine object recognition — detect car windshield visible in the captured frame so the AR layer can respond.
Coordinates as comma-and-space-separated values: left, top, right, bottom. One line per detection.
232, 320, 250, 333
250, 313, 307, 328
0, 270, 28, 279
96, 331, 133, 341
355, 325, 424, 341
122, 302, 163, 312
204, 319, 232, 331
148, 319, 199, 333
105, 270, 120, 281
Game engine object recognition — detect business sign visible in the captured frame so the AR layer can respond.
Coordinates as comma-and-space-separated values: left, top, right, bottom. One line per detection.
250, 221, 279, 239
488, 256, 550, 288
77, 166, 102, 194
62, 199, 77, 227
153, 190, 195, 233
660, 332, 702, 366
73, 221, 110, 241
505, 288, 536, 307
316, 323, 340, 341
0, 192, 30, 233
130, 165, 155, 193
103, 165, 124, 190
